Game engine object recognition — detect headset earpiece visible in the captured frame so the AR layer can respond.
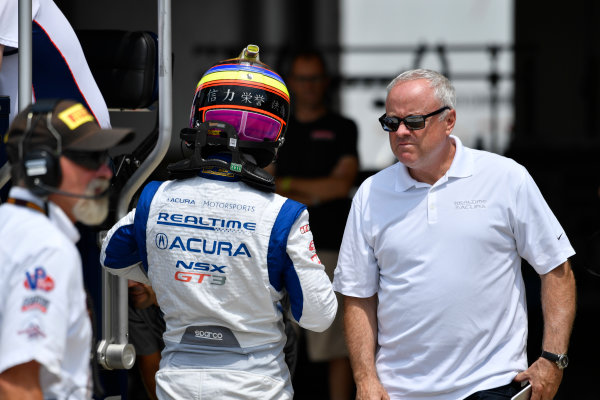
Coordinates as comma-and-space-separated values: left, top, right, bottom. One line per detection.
18, 99, 62, 196
22, 148, 62, 196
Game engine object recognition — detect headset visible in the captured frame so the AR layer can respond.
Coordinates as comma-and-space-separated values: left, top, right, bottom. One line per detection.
18, 99, 63, 196
18, 98, 109, 199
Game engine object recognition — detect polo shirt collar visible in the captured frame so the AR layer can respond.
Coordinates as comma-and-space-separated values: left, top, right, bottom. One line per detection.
446, 135, 474, 179
395, 135, 474, 191
8, 186, 45, 208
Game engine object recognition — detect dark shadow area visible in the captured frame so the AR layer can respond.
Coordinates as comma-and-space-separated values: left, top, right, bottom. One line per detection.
513, 0, 600, 394
506, 141, 600, 399
292, 331, 331, 400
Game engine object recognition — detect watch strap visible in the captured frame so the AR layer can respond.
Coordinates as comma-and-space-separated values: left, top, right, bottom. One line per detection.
541, 350, 559, 362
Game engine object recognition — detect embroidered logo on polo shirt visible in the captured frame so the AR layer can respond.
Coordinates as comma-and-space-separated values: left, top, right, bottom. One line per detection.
454, 200, 487, 210
21, 296, 50, 313
23, 267, 55, 292
18, 321, 46, 340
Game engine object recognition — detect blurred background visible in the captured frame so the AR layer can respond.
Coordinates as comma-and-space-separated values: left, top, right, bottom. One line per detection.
50, 0, 600, 398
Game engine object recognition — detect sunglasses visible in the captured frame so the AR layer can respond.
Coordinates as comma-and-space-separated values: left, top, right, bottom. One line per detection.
64, 150, 109, 171
379, 106, 450, 132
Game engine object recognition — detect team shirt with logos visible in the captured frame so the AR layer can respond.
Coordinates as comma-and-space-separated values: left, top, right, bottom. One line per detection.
0, 0, 110, 128
0, 187, 92, 399
333, 136, 575, 400
101, 176, 337, 399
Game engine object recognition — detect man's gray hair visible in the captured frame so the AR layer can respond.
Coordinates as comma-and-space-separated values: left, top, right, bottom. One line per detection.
387, 69, 456, 110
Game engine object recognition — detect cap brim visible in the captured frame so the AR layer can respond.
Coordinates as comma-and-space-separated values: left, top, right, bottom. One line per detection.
66, 128, 135, 151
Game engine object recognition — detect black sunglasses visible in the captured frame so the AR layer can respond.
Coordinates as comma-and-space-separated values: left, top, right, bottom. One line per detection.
379, 106, 450, 132
64, 150, 109, 171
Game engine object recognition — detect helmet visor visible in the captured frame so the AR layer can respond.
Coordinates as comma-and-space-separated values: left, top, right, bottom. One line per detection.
205, 109, 281, 142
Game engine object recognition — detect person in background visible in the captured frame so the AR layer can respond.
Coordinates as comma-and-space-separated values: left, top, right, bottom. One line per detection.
334, 69, 576, 400
100, 44, 337, 400
0, 99, 132, 399
266, 49, 358, 400
128, 281, 165, 400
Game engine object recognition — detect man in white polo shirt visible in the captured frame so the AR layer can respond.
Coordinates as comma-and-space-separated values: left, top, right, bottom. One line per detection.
333, 69, 576, 400
0, 99, 133, 399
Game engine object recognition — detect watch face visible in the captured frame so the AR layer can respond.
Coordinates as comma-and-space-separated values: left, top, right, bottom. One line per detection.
557, 354, 569, 369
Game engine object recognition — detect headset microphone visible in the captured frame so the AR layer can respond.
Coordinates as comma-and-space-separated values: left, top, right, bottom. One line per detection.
32, 179, 112, 200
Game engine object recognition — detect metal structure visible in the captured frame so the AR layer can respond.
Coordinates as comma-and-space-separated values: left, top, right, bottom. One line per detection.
97, 0, 172, 370
0, 0, 33, 190
18, 0, 32, 111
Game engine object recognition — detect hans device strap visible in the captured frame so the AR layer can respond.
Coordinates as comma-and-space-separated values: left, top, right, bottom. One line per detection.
168, 121, 276, 192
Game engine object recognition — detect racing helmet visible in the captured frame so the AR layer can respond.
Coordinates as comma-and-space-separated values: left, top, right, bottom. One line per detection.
189, 44, 290, 167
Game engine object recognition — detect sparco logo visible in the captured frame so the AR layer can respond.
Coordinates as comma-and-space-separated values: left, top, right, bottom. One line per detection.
194, 330, 223, 340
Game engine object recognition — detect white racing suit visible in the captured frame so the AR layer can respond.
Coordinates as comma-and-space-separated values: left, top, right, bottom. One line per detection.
100, 174, 337, 399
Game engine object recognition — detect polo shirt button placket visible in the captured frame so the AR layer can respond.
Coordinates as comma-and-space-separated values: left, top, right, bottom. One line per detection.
427, 189, 437, 224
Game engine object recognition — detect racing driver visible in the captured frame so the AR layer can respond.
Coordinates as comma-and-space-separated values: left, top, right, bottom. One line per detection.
100, 45, 337, 399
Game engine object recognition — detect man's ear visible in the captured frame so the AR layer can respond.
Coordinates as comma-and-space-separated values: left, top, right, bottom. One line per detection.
445, 108, 457, 135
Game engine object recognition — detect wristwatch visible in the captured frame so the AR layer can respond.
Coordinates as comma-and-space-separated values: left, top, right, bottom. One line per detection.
540, 350, 569, 369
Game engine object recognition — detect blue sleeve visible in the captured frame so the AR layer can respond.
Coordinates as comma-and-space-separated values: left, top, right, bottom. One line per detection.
133, 181, 163, 272
267, 199, 307, 322
102, 181, 162, 273
102, 222, 142, 269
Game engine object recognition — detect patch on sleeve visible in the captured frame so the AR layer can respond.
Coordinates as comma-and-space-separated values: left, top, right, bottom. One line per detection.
23, 266, 55, 292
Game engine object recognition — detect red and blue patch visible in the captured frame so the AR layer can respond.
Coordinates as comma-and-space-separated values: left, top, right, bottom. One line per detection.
24, 267, 55, 292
